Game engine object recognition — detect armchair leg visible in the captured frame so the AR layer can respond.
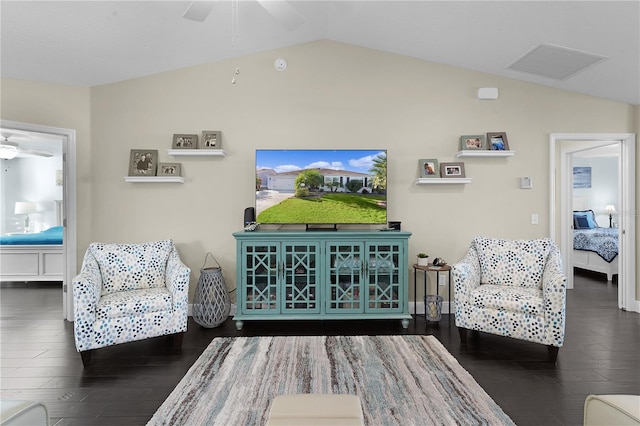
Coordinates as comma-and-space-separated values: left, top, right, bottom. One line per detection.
80, 350, 93, 367
547, 345, 559, 362
172, 332, 185, 348
458, 327, 468, 344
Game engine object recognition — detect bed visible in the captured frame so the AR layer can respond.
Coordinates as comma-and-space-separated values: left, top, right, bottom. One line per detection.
0, 226, 64, 282
572, 210, 618, 281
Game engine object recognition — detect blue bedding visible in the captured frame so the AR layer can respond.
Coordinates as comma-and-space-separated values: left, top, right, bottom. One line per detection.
0, 226, 63, 245
573, 227, 618, 263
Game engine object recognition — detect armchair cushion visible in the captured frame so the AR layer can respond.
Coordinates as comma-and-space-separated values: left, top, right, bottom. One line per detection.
96, 288, 173, 320
471, 284, 544, 316
473, 236, 551, 288
90, 240, 173, 295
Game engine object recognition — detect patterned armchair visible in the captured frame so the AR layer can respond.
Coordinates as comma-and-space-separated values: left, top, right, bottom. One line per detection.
73, 240, 190, 366
452, 236, 567, 361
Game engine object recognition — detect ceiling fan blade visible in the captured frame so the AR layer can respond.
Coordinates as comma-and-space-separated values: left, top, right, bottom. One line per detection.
256, 0, 305, 31
18, 147, 54, 158
183, 1, 216, 22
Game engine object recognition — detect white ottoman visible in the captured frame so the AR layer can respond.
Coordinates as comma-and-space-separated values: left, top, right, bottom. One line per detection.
267, 394, 364, 426
1, 400, 49, 426
584, 394, 640, 426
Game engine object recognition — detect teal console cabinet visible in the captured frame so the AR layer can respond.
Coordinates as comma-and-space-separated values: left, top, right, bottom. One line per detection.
232, 230, 412, 330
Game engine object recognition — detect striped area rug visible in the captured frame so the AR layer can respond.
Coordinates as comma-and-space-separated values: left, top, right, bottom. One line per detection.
148, 335, 514, 426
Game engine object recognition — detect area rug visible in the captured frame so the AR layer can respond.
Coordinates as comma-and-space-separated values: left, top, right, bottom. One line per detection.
147, 335, 514, 425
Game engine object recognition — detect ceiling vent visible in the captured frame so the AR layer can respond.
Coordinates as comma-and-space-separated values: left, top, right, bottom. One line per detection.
508, 44, 607, 80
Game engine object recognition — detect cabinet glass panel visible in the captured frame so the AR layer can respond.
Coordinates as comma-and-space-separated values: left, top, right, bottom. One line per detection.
243, 244, 279, 313
282, 243, 320, 313
366, 243, 402, 312
326, 242, 364, 313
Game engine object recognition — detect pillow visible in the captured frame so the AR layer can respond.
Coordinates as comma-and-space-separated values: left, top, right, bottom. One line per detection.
90, 240, 174, 295
573, 210, 598, 229
574, 216, 591, 229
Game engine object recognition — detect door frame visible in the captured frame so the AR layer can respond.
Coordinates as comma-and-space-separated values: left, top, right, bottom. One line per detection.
1, 119, 77, 321
549, 133, 637, 312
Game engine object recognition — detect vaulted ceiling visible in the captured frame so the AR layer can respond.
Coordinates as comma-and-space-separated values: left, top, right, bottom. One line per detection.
1, 1, 639, 105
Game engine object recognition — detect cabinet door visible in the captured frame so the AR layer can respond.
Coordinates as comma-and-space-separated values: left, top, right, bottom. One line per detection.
241, 243, 280, 314
365, 241, 403, 313
282, 242, 321, 314
325, 242, 364, 313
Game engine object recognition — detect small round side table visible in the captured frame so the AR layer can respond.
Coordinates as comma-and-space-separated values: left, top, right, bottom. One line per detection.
412, 263, 452, 321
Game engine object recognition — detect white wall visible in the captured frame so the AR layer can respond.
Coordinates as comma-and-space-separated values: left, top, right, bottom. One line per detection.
573, 156, 619, 226
1, 41, 637, 304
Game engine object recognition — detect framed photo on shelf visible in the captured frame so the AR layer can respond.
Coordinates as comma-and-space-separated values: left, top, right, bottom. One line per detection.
487, 132, 509, 151
200, 131, 221, 149
158, 163, 182, 176
172, 134, 198, 149
128, 149, 158, 176
460, 135, 486, 150
418, 159, 439, 178
440, 162, 466, 178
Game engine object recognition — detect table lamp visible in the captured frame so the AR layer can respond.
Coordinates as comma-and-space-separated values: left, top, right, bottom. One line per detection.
604, 204, 617, 228
14, 201, 38, 232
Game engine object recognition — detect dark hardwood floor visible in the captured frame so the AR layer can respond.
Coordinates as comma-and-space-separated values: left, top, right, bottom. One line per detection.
1, 271, 638, 426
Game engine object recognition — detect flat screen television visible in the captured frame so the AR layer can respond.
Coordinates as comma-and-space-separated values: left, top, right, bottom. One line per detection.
255, 149, 387, 225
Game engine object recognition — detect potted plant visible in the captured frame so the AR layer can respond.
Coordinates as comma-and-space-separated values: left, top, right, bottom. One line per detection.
417, 253, 429, 266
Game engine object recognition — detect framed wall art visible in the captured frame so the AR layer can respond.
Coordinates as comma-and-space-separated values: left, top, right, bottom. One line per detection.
128, 149, 158, 176
460, 135, 486, 150
172, 134, 198, 149
158, 163, 182, 176
440, 162, 466, 178
418, 159, 439, 178
487, 132, 509, 151
200, 131, 221, 149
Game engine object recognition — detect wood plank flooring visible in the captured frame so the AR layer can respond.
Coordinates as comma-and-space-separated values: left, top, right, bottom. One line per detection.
1, 271, 638, 425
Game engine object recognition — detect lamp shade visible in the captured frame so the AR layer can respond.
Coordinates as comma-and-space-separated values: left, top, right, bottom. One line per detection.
604, 205, 617, 215
0, 145, 19, 159
14, 201, 38, 215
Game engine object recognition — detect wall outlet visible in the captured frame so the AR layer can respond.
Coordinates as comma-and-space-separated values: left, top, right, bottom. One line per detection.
438, 275, 446, 286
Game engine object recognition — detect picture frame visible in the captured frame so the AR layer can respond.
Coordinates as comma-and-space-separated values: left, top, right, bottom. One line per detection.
158, 162, 182, 176
460, 135, 486, 150
172, 134, 198, 149
200, 131, 221, 149
418, 158, 439, 178
128, 149, 158, 176
487, 132, 509, 151
440, 162, 466, 178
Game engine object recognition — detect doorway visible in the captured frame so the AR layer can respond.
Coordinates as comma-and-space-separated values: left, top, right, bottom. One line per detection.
0, 119, 77, 321
549, 133, 637, 312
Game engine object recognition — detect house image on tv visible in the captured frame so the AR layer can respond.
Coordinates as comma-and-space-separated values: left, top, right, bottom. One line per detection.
260, 168, 373, 192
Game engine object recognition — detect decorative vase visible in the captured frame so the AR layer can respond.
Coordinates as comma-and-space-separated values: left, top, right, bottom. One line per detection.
193, 253, 230, 328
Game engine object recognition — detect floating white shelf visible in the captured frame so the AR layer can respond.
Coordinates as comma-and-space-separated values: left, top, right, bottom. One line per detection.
124, 176, 185, 183
167, 149, 226, 157
415, 178, 472, 185
456, 150, 515, 158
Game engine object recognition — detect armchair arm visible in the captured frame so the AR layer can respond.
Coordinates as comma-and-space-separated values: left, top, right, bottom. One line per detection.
451, 247, 482, 303
165, 248, 191, 311
72, 251, 103, 351
542, 245, 567, 346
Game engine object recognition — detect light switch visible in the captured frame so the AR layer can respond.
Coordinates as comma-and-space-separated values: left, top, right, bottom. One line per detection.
531, 213, 539, 225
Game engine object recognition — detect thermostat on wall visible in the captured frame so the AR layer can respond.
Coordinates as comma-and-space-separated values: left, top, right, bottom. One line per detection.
520, 177, 533, 189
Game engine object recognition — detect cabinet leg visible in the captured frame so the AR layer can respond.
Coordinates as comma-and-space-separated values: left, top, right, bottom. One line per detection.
401, 318, 409, 329
235, 320, 244, 331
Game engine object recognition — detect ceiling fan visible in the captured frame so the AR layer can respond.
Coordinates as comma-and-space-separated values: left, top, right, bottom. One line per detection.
183, 0, 304, 30
0, 134, 53, 160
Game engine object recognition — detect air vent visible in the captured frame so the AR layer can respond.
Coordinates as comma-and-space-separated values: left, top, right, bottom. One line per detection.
508, 44, 606, 80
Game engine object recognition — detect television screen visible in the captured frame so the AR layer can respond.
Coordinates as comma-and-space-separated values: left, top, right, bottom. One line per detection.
256, 149, 387, 225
